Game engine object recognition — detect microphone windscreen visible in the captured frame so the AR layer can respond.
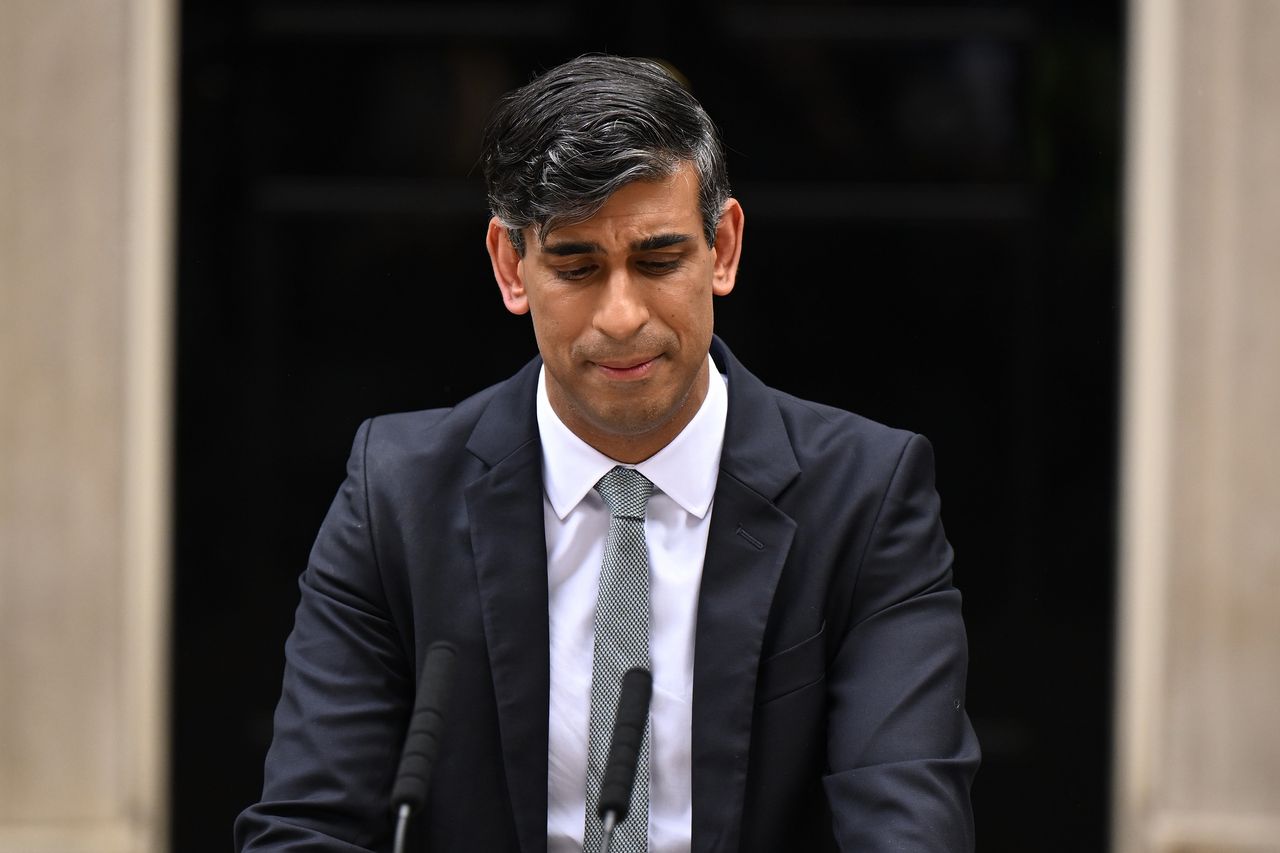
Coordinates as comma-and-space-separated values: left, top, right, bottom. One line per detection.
390, 640, 457, 813
596, 667, 653, 822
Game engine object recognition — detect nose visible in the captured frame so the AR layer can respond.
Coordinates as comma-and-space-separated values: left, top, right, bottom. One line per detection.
593, 268, 649, 340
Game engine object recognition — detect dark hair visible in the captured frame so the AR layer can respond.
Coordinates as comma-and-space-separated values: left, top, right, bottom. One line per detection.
480, 54, 731, 255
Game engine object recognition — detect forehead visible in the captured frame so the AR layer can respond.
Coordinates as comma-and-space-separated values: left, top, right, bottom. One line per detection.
539, 163, 702, 248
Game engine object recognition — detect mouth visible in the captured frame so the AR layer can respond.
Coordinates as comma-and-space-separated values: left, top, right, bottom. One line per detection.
592, 355, 660, 380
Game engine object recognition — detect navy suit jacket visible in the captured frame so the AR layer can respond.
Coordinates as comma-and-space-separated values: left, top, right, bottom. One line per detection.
235, 338, 979, 851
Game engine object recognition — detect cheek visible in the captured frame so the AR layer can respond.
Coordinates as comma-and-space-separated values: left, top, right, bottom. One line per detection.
529, 295, 588, 352
655, 283, 715, 336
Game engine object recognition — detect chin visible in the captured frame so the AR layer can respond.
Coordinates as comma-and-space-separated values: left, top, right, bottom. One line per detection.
590, 401, 671, 438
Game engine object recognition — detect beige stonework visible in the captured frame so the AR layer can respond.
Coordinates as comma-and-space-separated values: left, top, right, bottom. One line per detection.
0, 0, 173, 851
1116, 1, 1280, 851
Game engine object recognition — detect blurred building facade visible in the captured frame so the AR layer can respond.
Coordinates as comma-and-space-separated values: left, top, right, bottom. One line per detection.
1115, 1, 1280, 850
0, 0, 172, 851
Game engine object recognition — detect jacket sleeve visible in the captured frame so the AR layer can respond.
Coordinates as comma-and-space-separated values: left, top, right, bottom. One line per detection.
823, 433, 980, 851
235, 419, 414, 852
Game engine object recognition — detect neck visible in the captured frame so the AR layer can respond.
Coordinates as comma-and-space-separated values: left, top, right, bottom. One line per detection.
557, 359, 710, 464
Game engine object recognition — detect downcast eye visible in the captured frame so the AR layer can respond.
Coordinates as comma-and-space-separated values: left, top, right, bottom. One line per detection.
640, 259, 680, 274
554, 265, 595, 281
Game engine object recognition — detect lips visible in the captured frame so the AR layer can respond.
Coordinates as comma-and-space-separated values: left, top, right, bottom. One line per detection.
592, 355, 660, 379
598, 355, 654, 370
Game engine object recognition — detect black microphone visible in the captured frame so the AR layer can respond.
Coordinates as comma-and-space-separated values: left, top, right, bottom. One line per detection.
390, 640, 457, 853
596, 667, 653, 851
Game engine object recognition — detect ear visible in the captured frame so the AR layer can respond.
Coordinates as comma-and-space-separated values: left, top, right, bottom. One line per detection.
485, 217, 529, 315
710, 198, 744, 297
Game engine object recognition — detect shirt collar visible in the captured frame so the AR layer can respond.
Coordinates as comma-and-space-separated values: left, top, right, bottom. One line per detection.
536, 354, 727, 521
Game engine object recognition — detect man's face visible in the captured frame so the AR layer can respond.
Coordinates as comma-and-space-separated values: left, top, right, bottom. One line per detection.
487, 162, 743, 463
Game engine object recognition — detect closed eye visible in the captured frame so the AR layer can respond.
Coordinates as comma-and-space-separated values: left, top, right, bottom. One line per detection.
638, 258, 681, 275
554, 264, 596, 281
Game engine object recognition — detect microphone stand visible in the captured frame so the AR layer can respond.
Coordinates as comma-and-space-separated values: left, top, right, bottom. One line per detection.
390, 641, 457, 853
595, 667, 654, 853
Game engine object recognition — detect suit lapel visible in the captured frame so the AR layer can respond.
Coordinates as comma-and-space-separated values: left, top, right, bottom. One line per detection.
691, 339, 801, 853
465, 359, 550, 853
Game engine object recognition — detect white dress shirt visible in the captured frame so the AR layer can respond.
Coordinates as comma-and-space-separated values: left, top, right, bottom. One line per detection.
540, 355, 728, 853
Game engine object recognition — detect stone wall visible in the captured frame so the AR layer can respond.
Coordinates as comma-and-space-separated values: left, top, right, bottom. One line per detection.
0, 1, 172, 850
1116, 1, 1280, 850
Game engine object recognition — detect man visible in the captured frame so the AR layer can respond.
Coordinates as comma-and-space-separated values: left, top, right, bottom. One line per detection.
236, 55, 979, 852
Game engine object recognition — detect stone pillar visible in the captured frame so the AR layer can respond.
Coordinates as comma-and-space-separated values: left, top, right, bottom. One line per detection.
1116, 1, 1280, 850
0, 0, 173, 850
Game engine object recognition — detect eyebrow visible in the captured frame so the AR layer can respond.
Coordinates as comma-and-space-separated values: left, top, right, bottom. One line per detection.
635, 233, 693, 251
541, 232, 695, 256
542, 240, 601, 257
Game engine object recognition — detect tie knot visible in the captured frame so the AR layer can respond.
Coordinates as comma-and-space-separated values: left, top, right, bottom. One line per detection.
594, 466, 653, 519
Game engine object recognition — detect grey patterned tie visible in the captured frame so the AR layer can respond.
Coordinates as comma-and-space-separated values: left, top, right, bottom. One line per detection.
583, 466, 653, 853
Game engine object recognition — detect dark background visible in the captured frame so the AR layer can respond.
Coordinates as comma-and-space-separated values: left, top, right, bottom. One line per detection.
175, 1, 1122, 850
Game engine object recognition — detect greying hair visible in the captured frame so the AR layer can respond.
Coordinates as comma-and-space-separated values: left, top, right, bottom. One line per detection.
480, 55, 731, 256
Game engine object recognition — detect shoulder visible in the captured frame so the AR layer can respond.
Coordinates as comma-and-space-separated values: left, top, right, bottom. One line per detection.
714, 337, 934, 498
767, 388, 925, 474
352, 361, 538, 486
360, 381, 501, 454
